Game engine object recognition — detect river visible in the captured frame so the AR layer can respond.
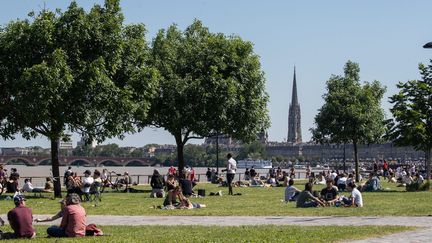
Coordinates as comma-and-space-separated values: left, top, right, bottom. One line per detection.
2, 164, 310, 187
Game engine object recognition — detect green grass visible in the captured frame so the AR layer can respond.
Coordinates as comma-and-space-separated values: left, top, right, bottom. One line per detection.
0, 181, 431, 216
0, 225, 415, 243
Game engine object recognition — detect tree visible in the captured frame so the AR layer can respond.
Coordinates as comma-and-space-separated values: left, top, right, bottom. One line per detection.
0, 0, 158, 197
387, 61, 432, 185
311, 61, 386, 182
237, 141, 267, 160
146, 20, 269, 172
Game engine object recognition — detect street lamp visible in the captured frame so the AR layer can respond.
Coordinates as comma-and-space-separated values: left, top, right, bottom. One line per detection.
423, 42, 432, 48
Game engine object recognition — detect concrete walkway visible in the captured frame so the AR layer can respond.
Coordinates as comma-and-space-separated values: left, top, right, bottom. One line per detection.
2, 215, 431, 242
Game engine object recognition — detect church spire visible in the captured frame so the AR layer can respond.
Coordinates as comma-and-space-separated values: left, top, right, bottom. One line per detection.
291, 66, 298, 105
287, 66, 302, 144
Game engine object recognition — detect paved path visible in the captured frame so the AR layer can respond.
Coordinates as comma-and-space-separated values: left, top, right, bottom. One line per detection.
2, 215, 431, 242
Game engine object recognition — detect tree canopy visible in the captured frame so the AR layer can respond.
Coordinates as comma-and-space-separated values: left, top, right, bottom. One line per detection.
0, 0, 158, 197
146, 20, 269, 171
388, 61, 432, 182
311, 61, 386, 181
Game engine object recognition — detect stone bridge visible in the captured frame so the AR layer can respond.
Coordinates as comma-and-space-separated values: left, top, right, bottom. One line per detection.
0, 155, 155, 167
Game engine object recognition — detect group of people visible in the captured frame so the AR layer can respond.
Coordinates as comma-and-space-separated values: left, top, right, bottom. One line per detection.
64, 167, 132, 201
285, 178, 363, 208
153, 169, 206, 209
0, 165, 53, 194
0, 193, 92, 239
0, 166, 21, 193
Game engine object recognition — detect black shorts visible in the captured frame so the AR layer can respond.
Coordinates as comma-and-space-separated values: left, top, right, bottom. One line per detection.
227, 173, 235, 184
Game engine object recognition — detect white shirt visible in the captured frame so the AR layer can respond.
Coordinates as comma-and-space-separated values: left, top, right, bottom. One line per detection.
351, 188, 363, 207
337, 177, 347, 185
82, 176, 94, 193
227, 158, 237, 174
22, 182, 34, 192
330, 172, 337, 180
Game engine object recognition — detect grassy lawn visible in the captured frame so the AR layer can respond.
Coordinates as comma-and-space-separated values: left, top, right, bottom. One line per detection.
0, 181, 431, 216
0, 225, 414, 243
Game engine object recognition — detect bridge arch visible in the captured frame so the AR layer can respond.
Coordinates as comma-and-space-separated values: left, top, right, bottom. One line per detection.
125, 160, 148, 166
5, 158, 32, 166
70, 159, 91, 166
98, 160, 122, 167
38, 159, 52, 165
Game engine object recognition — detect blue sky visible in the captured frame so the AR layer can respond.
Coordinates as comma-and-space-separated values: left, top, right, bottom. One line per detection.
1, 0, 431, 148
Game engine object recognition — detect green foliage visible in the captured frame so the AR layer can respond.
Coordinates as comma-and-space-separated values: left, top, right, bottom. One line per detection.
0, 225, 412, 243
0, 0, 158, 196
388, 61, 432, 182
311, 61, 386, 181
237, 140, 267, 160
147, 19, 269, 170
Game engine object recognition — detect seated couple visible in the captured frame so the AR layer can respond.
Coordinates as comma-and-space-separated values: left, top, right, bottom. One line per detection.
162, 186, 206, 209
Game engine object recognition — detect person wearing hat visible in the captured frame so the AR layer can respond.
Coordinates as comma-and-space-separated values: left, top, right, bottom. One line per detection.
81, 170, 94, 201
47, 193, 86, 237
0, 194, 36, 239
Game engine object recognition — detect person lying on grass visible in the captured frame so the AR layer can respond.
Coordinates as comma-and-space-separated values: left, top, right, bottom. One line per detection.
296, 183, 325, 208
177, 191, 206, 209
160, 186, 205, 209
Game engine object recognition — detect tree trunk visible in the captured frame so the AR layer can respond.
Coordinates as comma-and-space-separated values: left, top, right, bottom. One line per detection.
353, 141, 360, 182
175, 134, 185, 173
51, 138, 62, 198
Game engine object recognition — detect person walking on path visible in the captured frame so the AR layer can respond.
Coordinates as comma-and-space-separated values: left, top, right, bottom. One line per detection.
222, 153, 237, 195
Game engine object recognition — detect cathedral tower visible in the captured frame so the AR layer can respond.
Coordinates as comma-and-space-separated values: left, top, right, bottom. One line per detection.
287, 67, 302, 144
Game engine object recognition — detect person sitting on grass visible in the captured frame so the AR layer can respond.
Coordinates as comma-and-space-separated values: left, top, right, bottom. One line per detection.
21, 178, 53, 193
45, 177, 54, 191
150, 169, 166, 198
163, 185, 181, 208
337, 173, 347, 191
179, 170, 194, 197
285, 179, 301, 202
250, 176, 264, 187
320, 179, 339, 206
296, 183, 325, 208
361, 173, 381, 192
0, 195, 36, 240
47, 193, 86, 237
342, 183, 363, 207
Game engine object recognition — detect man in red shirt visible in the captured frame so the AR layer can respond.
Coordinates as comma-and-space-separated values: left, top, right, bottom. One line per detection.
47, 193, 86, 237
0, 195, 35, 239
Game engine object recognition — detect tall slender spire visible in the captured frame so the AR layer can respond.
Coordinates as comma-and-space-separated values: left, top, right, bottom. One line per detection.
287, 66, 302, 144
291, 66, 298, 105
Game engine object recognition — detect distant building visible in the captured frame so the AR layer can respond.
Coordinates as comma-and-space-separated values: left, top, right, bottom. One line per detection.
76, 136, 98, 148
287, 67, 302, 144
204, 135, 241, 147
1, 147, 30, 156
